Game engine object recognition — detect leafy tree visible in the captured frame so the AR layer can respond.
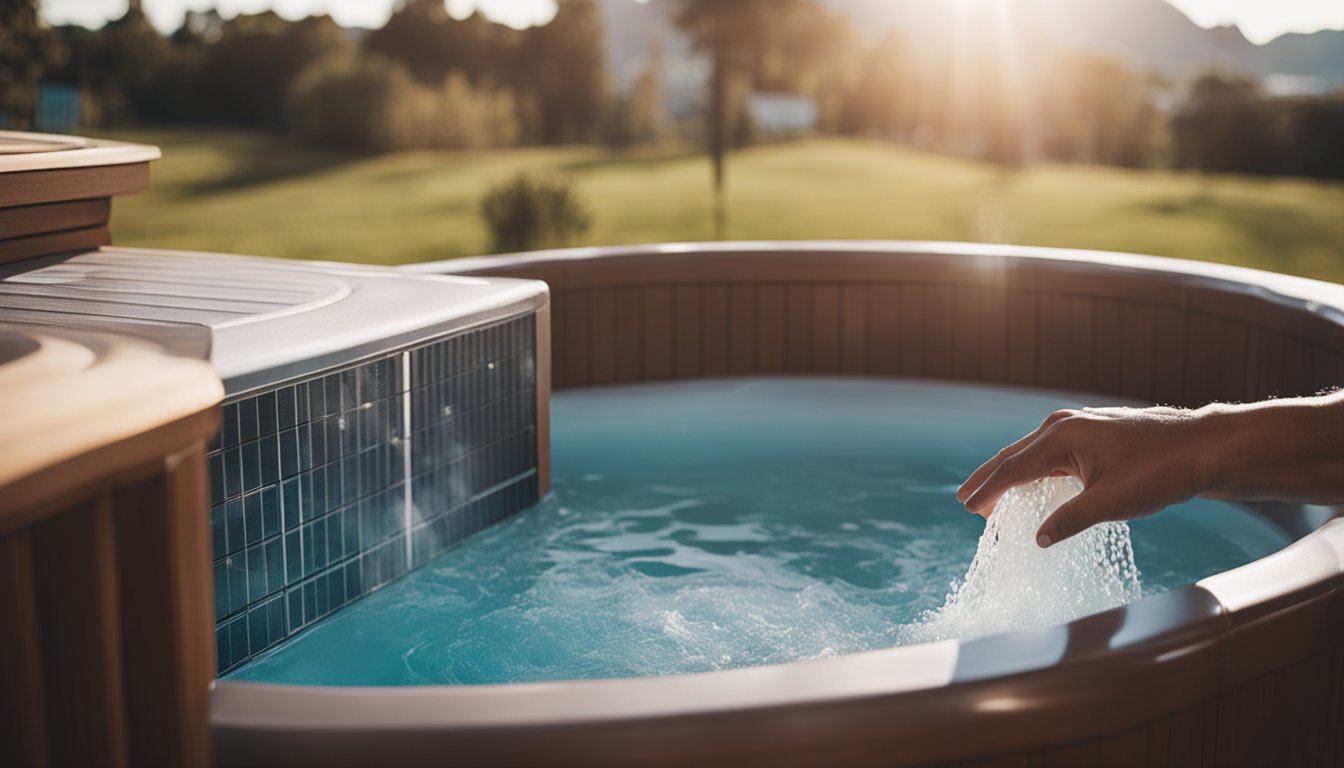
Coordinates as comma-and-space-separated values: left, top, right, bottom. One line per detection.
1039, 53, 1164, 168
0, 0, 66, 129
1172, 72, 1280, 175
606, 36, 668, 147
673, 0, 807, 191
363, 1, 514, 88
519, 0, 612, 144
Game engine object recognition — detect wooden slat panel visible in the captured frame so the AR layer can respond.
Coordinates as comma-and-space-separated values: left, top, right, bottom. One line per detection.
1218, 320, 1249, 403
897, 284, 924, 376
811, 284, 840, 373
1244, 326, 1285, 401
614, 288, 643, 382
923, 284, 956, 380
563, 290, 591, 389
755, 285, 786, 373
1148, 710, 1172, 767
840, 285, 867, 374
550, 291, 568, 388
979, 288, 1008, 383
114, 459, 213, 768
785, 285, 812, 372
1183, 312, 1221, 407
1066, 297, 1096, 394
1281, 336, 1315, 398
951, 287, 979, 381
33, 494, 128, 768
0, 162, 150, 208
0, 197, 109, 240
1006, 291, 1037, 386
1093, 299, 1123, 396
1165, 703, 1206, 767
0, 224, 108, 266
1150, 306, 1187, 406
1037, 295, 1071, 389
642, 286, 674, 380
702, 285, 730, 376
589, 288, 617, 385
674, 286, 702, 379
0, 530, 47, 768
1094, 724, 1150, 768
1040, 738, 1099, 768
1120, 303, 1156, 402
869, 284, 901, 375
728, 285, 756, 375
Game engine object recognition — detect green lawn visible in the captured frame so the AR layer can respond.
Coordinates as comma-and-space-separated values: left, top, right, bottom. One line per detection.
105, 129, 1344, 282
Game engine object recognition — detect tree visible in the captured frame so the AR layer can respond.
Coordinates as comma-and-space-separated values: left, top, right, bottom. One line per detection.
607, 35, 668, 148
1172, 72, 1280, 175
0, 0, 66, 129
518, 0, 612, 144
1039, 53, 1164, 168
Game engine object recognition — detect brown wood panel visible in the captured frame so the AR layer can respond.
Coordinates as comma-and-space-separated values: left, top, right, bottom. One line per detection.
1119, 303, 1156, 402
785, 285, 812, 372
978, 288, 1008, 383
840, 285, 867, 374
1039, 737, 1099, 768
1066, 297, 1096, 394
589, 288, 617, 385
1149, 306, 1187, 406
0, 224, 109, 265
563, 290, 591, 389
1164, 702, 1207, 767
0, 197, 109, 240
1183, 312, 1222, 407
1281, 336, 1316, 398
550, 291, 568, 388
951, 287, 979, 381
614, 288, 643, 383
1092, 299, 1123, 396
811, 284, 841, 373
0, 530, 46, 768
755, 285, 786, 373
1006, 290, 1037, 386
1036, 294, 1071, 390
701, 285, 730, 376
114, 460, 213, 768
1093, 724, 1150, 768
642, 286, 674, 380
1242, 326, 1279, 401
897, 284, 923, 375
868, 284, 902, 375
728, 285, 756, 374
924, 285, 956, 379
1218, 319, 1249, 403
1311, 344, 1343, 395
1147, 709, 1172, 766
32, 494, 129, 768
0, 162, 150, 208
674, 286, 702, 378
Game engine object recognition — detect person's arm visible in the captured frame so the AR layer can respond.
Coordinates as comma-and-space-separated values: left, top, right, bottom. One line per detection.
955, 391, 1344, 548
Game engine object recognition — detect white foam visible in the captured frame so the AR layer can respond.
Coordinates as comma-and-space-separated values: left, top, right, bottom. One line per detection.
903, 476, 1141, 643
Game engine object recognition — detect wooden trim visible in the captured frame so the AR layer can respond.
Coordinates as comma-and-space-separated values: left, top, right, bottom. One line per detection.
0, 198, 110, 240
534, 302, 551, 498
0, 224, 108, 265
0, 162, 151, 208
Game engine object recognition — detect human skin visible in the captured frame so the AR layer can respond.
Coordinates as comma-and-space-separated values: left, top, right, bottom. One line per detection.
955, 391, 1344, 548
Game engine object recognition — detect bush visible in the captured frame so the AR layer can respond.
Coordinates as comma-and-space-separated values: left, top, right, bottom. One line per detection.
286, 56, 521, 154
479, 174, 592, 253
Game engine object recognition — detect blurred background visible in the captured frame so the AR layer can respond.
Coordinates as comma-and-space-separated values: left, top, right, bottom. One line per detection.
5, 0, 1343, 279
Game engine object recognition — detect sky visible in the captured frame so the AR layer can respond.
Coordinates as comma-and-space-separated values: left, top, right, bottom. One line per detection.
39, 0, 1344, 45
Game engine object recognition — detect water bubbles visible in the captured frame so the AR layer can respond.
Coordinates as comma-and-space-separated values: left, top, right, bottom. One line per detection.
902, 476, 1142, 644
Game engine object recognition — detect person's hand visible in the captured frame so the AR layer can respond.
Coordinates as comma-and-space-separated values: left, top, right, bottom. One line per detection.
955, 406, 1217, 548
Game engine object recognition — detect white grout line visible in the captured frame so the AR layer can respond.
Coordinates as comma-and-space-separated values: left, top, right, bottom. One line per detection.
402, 352, 414, 568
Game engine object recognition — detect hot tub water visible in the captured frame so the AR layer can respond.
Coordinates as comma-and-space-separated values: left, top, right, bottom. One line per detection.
227, 379, 1289, 686
903, 476, 1142, 643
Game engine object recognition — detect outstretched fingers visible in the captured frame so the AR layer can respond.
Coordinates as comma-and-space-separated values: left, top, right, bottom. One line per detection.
957, 411, 1076, 506
963, 437, 1075, 518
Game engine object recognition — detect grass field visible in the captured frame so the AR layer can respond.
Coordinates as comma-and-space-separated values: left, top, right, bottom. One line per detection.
106, 129, 1344, 282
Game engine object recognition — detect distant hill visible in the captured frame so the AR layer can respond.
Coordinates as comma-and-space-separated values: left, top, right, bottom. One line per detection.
598, 0, 1344, 94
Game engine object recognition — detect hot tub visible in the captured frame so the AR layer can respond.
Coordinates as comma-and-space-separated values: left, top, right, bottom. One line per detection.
208, 242, 1344, 767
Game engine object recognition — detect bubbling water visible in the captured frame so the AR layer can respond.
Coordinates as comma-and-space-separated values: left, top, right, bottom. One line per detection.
902, 476, 1142, 643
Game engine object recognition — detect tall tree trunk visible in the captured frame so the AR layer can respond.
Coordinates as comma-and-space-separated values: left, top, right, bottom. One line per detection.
709, 30, 727, 194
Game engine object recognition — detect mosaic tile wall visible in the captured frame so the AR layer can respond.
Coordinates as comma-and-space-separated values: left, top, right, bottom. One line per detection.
208, 315, 539, 674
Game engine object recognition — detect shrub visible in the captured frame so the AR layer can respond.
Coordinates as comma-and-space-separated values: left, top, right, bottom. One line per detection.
285, 54, 429, 153
479, 174, 592, 253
